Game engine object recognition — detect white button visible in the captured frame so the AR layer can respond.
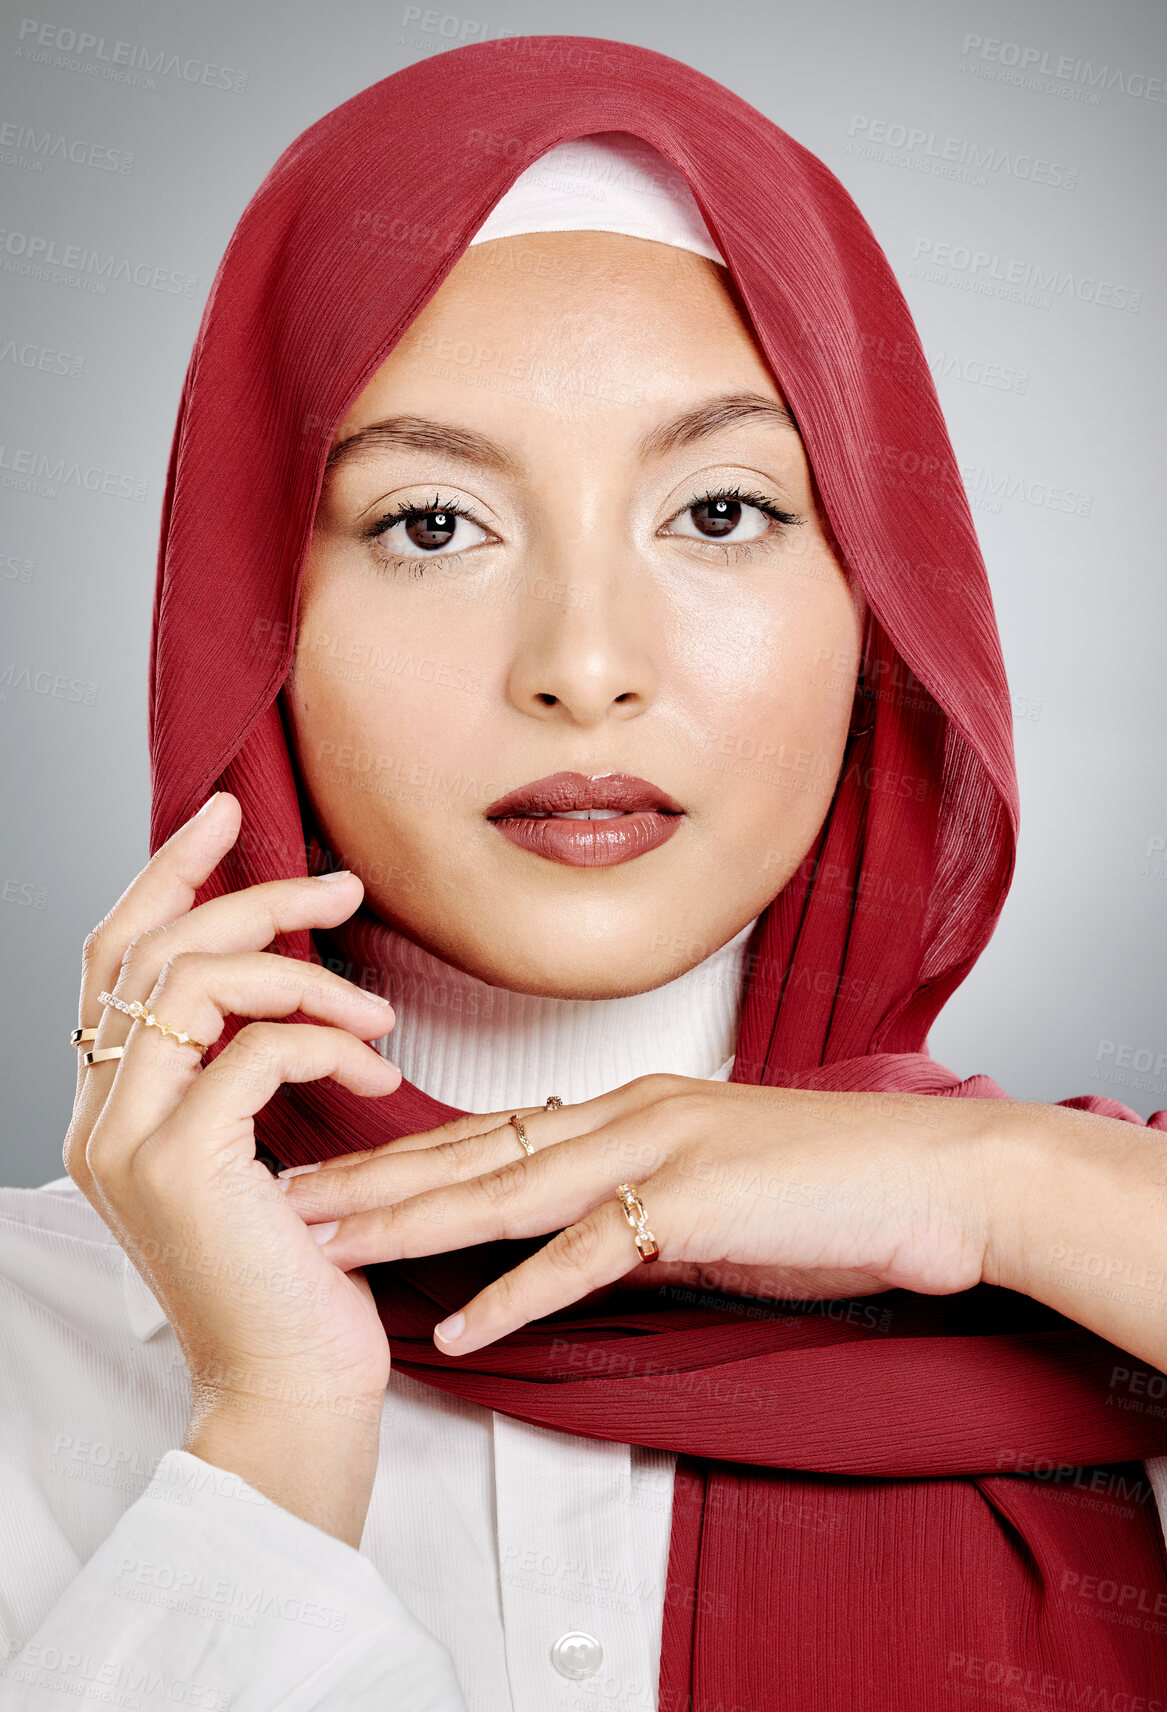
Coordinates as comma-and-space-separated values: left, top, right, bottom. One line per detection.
550, 1631, 603, 1679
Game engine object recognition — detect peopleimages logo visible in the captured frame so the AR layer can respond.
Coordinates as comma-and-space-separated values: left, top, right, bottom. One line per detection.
14, 18, 248, 92
0, 121, 134, 174
0, 227, 197, 296
960, 464, 1092, 518
847, 116, 1078, 189
910, 239, 1142, 313
959, 32, 1167, 105
0, 442, 147, 501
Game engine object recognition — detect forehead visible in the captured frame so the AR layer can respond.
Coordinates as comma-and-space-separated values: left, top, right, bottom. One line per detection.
422, 228, 735, 321
339, 231, 779, 433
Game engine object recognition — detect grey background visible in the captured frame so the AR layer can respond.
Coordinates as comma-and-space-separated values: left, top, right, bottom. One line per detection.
1, 0, 1164, 1186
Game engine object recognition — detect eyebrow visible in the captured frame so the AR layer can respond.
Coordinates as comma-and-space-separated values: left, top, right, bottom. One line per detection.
635, 391, 799, 459
324, 390, 799, 479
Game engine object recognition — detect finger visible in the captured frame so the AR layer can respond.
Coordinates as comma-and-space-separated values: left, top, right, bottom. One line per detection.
88, 952, 397, 1157
79, 793, 242, 1017
279, 1071, 684, 1186
280, 1114, 546, 1217
188, 1020, 400, 1126
431, 1195, 666, 1354
73, 803, 367, 1124
98, 868, 367, 1026
308, 1127, 636, 1263
67, 796, 249, 1203
96, 1021, 400, 1186
83, 871, 371, 1103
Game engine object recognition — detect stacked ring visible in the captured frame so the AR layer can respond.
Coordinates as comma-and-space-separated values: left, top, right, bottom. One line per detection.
71, 1021, 118, 1067
82, 1046, 125, 1067
97, 990, 207, 1054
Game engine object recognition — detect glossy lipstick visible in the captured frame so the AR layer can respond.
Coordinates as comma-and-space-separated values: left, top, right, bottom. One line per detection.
485, 771, 684, 868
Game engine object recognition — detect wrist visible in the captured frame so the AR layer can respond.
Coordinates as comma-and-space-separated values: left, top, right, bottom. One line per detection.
185, 1382, 383, 1547
975, 1100, 1050, 1297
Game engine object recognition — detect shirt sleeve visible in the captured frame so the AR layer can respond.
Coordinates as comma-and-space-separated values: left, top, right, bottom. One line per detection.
0, 1449, 469, 1712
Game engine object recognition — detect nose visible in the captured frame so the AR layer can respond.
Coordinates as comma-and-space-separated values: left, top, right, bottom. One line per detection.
506, 555, 660, 728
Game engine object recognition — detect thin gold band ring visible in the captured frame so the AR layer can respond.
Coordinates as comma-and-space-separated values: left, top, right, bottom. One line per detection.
82, 1045, 125, 1067
507, 1095, 564, 1160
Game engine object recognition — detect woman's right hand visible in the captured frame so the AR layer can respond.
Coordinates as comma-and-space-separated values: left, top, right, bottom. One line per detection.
63, 791, 401, 1544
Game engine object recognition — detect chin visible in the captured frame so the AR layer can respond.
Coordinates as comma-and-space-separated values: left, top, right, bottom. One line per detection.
436, 921, 705, 1001
480, 960, 684, 1001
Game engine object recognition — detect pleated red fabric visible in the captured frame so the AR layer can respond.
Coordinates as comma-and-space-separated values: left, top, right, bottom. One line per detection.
147, 36, 1167, 1707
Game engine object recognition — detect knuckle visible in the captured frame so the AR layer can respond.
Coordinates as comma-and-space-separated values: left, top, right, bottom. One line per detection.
631, 1071, 689, 1102
438, 1132, 491, 1173
127, 1141, 171, 1199
652, 1088, 705, 1127
237, 1019, 285, 1056
81, 923, 111, 968
227, 1020, 285, 1076
119, 925, 167, 978
82, 1128, 119, 1190
489, 1264, 524, 1317
546, 1218, 603, 1278
442, 1110, 507, 1146
472, 1157, 528, 1207
298, 973, 333, 1010
152, 950, 202, 995
62, 1129, 84, 1182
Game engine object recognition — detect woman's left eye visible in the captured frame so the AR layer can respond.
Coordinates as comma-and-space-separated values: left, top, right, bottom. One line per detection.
663, 491, 797, 546
370, 503, 490, 560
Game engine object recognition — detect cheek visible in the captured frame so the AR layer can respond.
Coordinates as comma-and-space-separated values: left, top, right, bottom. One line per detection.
287, 589, 499, 827
682, 572, 861, 838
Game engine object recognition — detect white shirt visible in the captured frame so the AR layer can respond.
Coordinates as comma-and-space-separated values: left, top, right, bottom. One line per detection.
0, 922, 755, 1711
5, 915, 1165, 1710
0, 1178, 679, 1710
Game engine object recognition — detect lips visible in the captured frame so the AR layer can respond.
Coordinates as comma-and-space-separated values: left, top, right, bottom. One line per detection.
485, 771, 684, 868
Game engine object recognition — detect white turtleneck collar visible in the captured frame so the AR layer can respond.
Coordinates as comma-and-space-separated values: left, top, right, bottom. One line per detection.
355, 917, 759, 1111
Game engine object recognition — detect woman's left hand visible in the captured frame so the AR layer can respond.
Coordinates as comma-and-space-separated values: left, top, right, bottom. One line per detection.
279, 1075, 1009, 1353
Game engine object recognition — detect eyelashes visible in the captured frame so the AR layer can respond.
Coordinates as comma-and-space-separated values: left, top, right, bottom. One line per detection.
362, 484, 804, 576
361, 491, 484, 574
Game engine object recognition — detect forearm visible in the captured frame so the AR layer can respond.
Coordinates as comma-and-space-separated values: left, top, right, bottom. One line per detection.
983, 1099, 1167, 1372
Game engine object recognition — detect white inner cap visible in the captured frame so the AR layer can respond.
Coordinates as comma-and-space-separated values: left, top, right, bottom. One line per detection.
467, 131, 726, 266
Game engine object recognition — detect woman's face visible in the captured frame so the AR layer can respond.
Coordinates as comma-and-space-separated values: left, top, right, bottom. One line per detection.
287, 231, 865, 998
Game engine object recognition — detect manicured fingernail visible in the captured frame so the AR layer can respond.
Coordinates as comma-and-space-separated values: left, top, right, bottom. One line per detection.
195, 793, 222, 818
434, 1312, 465, 1345
311, 1220, 339, 1244
360, 989, 393, 1005
317, 870, 352, 882
278, 1162, 322, 1185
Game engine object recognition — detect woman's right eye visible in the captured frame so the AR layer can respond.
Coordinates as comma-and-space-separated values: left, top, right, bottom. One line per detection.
370, 504, 491, 560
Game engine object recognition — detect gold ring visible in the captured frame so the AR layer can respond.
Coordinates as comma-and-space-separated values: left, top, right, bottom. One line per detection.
83, 1046, 124, 1067
70, 1027, 98, 1048
544, 1094, 563, 1110
507, 1113, 534, 1158
615, 1182, 660, 1263
98, 990, 207, 1054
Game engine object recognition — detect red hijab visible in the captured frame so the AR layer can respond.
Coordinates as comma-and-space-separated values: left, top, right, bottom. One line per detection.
149, 36, 1167, 1708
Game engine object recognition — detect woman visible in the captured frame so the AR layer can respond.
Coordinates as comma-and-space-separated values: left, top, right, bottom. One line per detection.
2, 33, 1165, 1712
